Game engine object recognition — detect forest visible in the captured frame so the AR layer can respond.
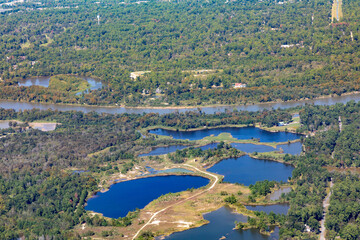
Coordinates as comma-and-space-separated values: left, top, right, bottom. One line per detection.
0, 0, 360, 238
0, 0, 360, 106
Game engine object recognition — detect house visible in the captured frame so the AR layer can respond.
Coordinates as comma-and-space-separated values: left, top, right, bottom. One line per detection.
155, 87, 163, 94
233, 83, 247, 88
130, 71, 151, 80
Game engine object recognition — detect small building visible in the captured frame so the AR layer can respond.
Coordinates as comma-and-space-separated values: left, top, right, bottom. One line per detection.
130, 71, 151, 80
155, 87, 163, 94
233, 83, 247, 88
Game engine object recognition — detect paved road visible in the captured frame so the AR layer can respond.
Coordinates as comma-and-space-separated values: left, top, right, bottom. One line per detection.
319, 180, 334, 240
132, 164, 219, 240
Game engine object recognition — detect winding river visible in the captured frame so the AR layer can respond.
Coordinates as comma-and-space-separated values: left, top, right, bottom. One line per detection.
0, 92, 359, 114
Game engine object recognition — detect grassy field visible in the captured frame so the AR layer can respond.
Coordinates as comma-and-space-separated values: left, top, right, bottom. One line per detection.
256, 116, 301, 133
20, 40, 32, 49
48, 75, 90, 94
40, 34, 54, 47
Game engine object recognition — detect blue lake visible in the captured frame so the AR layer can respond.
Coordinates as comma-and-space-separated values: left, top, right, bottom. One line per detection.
163, 206, 279, 240
207, 155, 294, 186
231, 142, 302, 155
245, 203, 290, 215
85, 175, 209, 218
276, 142, 302, 155
149, 127, 300, 142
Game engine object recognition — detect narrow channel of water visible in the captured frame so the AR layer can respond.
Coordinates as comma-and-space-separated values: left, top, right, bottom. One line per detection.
85, 175, 209, 218
163, 206, 279, 240
138, 145, 190, 157
245, 203, 290, 215
1, 92, 359, 114
17, 76, 103, 94
149, 127, 300, 142
18, 77, 51, 87
207, 155, 294, 186
267, 187, 292, 201
0, 120, 10, 129
140, 141, 302, 157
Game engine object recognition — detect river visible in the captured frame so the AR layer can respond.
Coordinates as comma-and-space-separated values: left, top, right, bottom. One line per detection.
0, 92, 359, 114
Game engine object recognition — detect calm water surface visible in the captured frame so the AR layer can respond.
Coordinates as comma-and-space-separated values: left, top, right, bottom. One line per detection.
207, 155, 294, 186
1, 93, 359, 114
149, 127, 300, 142
0, 121, 10, 129
164, 206, 279, 240
268, 187, 292, 201
18, 77, 51, 87
231, 142, 302, 155
144, 166, 193, 174
85, 175, 209, 218
276, 142, 302, 155
17, 76, 103, 94
245, 203, 290, 215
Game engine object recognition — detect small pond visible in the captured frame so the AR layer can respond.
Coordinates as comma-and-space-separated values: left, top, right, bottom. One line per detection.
245, 203, 290, 215
85, 175, 209, 218
276, 142, 302, 155
207, 155, 294, 186
149, 127, 300, 142
267, 187, 292, 201
231, 142, 302, 155
0, 120, 10, 129
18, 76, 103, 94
163, 206, 279, 240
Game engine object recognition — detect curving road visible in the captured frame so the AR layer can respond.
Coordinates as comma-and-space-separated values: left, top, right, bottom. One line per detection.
132, 164, 219, 240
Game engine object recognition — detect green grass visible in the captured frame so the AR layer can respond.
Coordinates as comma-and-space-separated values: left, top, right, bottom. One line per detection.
40, 34, 54, 47
48, 75, 90, 94
250, 151, 288, 163
20, 40, 32, 49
